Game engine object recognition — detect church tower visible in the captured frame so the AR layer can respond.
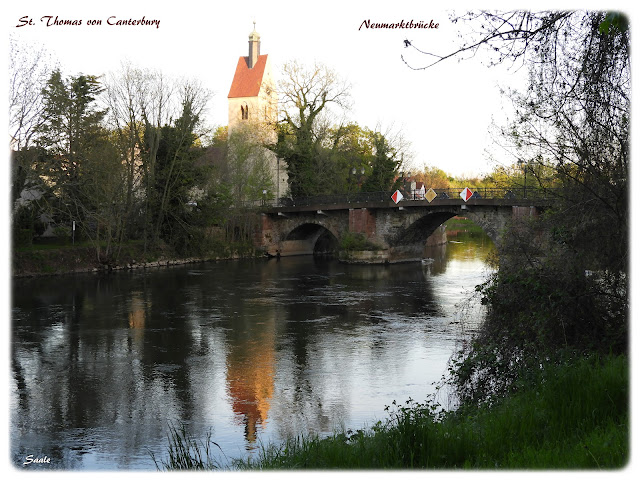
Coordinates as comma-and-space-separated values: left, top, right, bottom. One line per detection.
227, 23, 277, 134
227, 24, 287, 199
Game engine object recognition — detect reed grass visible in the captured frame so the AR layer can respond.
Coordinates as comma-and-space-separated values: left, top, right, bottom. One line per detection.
151, 423, 225, 471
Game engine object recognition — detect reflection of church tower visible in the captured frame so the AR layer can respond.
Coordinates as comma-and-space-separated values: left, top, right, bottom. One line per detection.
128, 292, 147, 344
225, 311, 277, 445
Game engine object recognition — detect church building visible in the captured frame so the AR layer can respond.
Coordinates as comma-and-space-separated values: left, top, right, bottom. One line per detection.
228, 23, 277, 133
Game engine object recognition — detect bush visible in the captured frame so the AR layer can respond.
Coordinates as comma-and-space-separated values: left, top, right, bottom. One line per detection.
12, 204, 46, 244
339, 232, 382, 252
449, 207, 628, 407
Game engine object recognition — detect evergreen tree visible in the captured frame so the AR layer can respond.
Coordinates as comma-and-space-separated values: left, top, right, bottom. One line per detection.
36, 69, 107, 207
361, 131, 401, 193
147, 95, 207, 253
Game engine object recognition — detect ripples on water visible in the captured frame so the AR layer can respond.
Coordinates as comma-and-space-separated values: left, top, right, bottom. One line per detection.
11, 231, 494, 469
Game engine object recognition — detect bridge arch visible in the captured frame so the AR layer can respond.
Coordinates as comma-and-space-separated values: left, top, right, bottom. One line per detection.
390, 211, 458, 246
388, 206, 508, 249
280, 221, 340, 256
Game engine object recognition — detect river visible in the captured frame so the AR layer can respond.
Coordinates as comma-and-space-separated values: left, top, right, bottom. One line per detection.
10, 227, 494, 470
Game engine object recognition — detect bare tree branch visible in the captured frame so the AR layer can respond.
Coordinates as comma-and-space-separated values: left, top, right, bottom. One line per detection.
401, 11, 573, 71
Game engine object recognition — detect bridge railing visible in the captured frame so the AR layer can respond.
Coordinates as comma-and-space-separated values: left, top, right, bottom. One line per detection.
258, 187, 559, 208
275, 191, 391, 207
404, 187, 559, 202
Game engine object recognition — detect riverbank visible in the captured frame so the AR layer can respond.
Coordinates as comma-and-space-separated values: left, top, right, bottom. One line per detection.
158, 354, 628, 470
12, 241, 261, 277
13, 219, 474, 276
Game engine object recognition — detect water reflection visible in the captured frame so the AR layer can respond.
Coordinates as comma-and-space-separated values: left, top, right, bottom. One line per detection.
11, 230, 494, 469
226, 308, 276, 444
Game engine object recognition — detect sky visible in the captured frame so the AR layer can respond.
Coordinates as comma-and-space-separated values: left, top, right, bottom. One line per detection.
3, 0, 556, 179
4, 1, 636, 175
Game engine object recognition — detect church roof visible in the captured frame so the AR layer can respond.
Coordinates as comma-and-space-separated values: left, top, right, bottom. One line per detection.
228, 55, 268, 98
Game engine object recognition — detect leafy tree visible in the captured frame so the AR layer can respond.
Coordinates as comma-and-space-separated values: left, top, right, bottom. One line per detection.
409, 11, 630, 406
147, 86, 210, 252
413, 166, 451, 190
315, 123, 373, 194
210, 125, 228, 148
77, 130, 128, 262
275, 61, 351, 197
225, 123, 276, 205
494, 11, 629, 275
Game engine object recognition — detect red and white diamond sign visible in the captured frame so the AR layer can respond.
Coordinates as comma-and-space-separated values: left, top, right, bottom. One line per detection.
460, 187, 473, 202
391, 190, 404, 204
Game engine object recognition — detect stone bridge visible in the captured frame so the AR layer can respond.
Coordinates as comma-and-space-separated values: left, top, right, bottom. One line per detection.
256, 189, 553, 263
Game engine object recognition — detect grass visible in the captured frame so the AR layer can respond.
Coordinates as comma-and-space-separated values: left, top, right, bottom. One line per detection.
158, 354, 628, 470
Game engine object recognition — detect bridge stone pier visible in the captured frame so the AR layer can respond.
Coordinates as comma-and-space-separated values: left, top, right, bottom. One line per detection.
257, 197, 543, 263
